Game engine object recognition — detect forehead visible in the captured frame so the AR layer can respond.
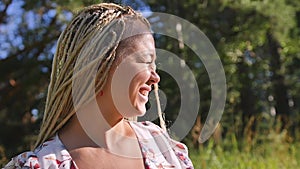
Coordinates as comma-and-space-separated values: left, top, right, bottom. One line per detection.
117, 34, 155, 59
125, 34, 154, 49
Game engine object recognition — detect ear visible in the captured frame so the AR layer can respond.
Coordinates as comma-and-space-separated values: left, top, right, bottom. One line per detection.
96, 90, 104, 98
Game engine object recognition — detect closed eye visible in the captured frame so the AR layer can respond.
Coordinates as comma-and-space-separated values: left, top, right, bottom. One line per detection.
135, 52, 155, 65
136, 56, 152, 64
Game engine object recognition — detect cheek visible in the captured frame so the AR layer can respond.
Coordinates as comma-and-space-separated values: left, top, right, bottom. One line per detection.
132, 70, 151, 84
129, 71, 151, 93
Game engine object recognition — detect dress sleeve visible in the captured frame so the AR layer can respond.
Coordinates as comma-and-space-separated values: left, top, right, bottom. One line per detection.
3, 151, 41, 169
3, 135, 76, 169
132, 121, 194, 169
169, 138, 194, 169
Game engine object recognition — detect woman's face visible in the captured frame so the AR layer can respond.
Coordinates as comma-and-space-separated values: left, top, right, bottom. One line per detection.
126, 34, 160, 114
99, 34, 160, 118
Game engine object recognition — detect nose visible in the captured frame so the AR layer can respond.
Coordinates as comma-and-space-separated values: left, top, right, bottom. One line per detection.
147, 70, 160, 86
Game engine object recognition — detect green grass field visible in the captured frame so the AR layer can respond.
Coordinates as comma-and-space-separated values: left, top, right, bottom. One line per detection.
189, 135, 300, 169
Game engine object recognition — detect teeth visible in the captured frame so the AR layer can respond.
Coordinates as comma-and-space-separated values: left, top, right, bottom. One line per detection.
141, 90, 147, 96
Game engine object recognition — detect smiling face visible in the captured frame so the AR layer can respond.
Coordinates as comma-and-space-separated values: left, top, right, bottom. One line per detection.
97, 33, 160, 123
125, 34, 160, 114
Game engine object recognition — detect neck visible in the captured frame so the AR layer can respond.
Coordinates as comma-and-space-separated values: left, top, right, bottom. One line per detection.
58, 99, 134, 151
96, 90, 124, 126
59, 115, 99, 150
58, 98, 113, 150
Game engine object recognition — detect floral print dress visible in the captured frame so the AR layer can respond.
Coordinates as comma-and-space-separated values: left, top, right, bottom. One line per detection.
4, 121, 194, 169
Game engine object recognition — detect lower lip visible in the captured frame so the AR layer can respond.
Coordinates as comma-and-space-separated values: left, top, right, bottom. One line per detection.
138, 92, 148, 102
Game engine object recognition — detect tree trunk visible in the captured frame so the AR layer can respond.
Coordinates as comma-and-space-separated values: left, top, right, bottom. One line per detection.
267, 30, 291, 130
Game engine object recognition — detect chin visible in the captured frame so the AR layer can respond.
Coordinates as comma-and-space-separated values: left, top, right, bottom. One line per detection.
137, 109, 146, 117
136, 106, 147, 117
122, 106, 146, 118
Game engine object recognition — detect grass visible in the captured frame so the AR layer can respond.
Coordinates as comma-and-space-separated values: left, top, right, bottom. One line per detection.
189, 134, 300, 169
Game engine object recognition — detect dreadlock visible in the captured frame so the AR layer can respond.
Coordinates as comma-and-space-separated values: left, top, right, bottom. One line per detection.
34, 3, 165, 149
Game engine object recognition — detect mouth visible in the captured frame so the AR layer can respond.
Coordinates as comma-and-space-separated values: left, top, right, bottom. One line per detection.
139, 85, 151, 100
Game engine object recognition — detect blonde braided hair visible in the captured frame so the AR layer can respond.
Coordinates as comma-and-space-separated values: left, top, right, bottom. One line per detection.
35, 3, 165, 149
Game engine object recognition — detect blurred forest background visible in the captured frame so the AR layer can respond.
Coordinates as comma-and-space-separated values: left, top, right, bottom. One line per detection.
0, 0, 299, 168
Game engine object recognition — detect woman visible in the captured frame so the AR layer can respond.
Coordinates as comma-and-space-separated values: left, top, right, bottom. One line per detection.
4, 3, 194, 169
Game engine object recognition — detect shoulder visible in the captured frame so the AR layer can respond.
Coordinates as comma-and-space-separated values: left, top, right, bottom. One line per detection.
129, 121, 169, 140
3, 135, 76, 169
130, 121, 194, 168
129, 121, 164, 132
131, 120, 190, 150
3, 151, 40, 169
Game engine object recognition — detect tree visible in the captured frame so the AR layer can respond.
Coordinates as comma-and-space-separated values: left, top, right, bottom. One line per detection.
137, 0, 300, 146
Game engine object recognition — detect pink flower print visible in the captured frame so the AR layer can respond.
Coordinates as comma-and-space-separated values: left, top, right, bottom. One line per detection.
176, 143, 185, 150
